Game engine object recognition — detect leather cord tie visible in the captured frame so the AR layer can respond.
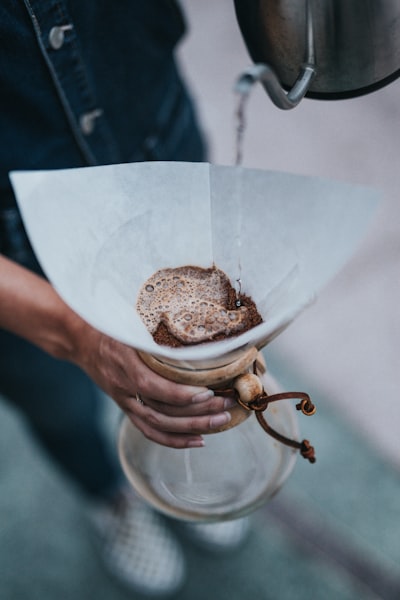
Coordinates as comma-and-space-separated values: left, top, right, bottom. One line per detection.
216, 387, 317, 464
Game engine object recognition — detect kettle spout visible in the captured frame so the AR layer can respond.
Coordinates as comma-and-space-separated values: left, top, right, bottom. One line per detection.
235, 62, 316, 110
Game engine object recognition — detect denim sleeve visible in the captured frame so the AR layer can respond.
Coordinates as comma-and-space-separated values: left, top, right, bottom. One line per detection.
0, 1, 204, 200
0, 0, 206, 261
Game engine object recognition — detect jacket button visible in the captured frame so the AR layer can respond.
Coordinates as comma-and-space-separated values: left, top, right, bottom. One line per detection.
48, 25, 73, 50
79, 109, 103, 135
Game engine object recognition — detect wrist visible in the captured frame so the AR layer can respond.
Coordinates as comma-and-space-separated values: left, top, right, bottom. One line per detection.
0, 255, 99, 364
55, 304, 99, 367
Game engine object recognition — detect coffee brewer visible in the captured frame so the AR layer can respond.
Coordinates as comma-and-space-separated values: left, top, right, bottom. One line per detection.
118, 347, 314, 522
10, 161, 379, 525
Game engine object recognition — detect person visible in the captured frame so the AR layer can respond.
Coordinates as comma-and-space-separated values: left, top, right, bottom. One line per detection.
0, 1, 250, 596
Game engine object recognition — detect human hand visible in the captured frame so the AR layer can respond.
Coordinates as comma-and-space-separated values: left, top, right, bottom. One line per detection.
0, 257, 234, 449
75, 328, 235, 449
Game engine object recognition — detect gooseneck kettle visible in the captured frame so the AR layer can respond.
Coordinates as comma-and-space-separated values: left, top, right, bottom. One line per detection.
234, 0, 400, 108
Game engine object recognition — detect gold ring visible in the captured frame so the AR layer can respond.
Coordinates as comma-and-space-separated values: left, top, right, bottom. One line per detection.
136, 392, 145, 406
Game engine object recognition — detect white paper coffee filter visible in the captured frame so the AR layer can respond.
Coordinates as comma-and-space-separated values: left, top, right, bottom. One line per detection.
10, 161, 378, 366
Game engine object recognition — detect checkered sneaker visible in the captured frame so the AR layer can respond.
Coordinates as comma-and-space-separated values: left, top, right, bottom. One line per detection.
182, 516, 251, 552
89, 488, 185, 596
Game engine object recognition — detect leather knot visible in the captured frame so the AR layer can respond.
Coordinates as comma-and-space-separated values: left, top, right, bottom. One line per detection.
300, 439, 316, 463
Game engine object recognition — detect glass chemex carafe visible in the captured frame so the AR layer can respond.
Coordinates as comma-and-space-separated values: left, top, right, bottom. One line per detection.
118, 346, 315, 522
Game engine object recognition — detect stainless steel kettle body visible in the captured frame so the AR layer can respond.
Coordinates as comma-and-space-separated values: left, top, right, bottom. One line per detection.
234, 0, 400, 108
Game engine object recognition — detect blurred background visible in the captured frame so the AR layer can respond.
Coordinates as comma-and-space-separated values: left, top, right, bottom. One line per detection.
1, 1, 399, 598
179, 0, 400, 466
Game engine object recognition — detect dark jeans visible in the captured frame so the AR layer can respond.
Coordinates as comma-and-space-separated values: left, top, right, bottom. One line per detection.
0, 74, 206, 498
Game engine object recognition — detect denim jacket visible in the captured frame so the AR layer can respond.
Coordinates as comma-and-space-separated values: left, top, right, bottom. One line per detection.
0, 0, 205, 262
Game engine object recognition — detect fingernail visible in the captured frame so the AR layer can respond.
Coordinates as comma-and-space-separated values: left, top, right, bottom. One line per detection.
187, 438, 205, 448
192, 389, 214, 403
223, 397, 237, 410
210, 411, 231, 429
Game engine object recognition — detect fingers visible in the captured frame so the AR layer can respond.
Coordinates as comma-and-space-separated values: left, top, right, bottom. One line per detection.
143, 394, 237, 417
128, 413, 205, 449
89, 341, 238, 449
132, 401, 232, 433
131, 352, 214, 407
126, 400, 234, 449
